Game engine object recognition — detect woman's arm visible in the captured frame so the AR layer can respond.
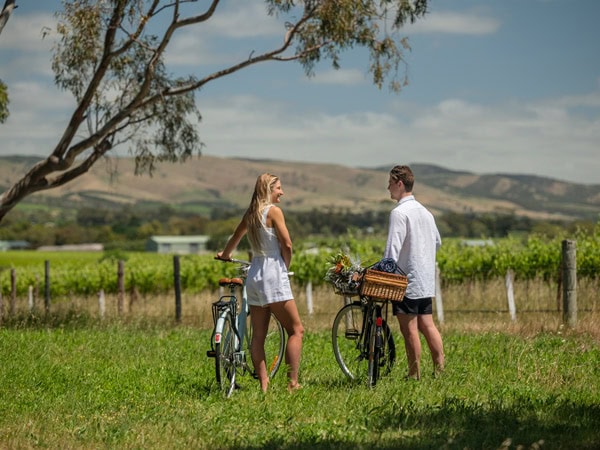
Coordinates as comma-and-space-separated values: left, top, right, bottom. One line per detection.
269, 206, 292, 269
217, 216, 248, 260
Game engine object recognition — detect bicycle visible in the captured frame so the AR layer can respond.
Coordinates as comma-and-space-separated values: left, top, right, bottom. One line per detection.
207, 258, 286, 397
330, 264, 407, 387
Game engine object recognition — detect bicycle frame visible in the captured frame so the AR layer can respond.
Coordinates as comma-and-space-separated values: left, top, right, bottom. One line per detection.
213, 283, 248, 364
209, 258, 285, 397
332, 294, 396, 387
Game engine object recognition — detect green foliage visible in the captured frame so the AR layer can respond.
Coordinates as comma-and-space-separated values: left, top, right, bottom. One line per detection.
0, 324, 598, 449
0, 79, 8, 123
1, 227, 598, 297
304, 228, 599, 286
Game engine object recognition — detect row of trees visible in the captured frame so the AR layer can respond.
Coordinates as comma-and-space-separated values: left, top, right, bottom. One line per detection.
1, 202, 596, 250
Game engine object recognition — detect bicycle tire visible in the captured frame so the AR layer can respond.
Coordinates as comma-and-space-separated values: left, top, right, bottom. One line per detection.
375, 316, 396, 384
367, 305, 381, 387
215, 312, 237, 397
245, 312, 285, 379
332, 302, 366, 380
332, 301, 396, 383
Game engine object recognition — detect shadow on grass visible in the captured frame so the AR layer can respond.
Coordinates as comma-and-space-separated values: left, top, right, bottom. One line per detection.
231, 396, 600, 450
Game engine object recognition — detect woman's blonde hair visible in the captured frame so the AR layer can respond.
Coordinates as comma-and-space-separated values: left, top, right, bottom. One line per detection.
245, 173, 279, 251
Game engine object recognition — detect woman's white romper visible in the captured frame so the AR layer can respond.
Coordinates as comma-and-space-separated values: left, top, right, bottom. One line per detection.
245, 205, 293, 307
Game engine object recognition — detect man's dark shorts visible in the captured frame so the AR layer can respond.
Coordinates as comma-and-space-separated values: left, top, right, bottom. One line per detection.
392, 296, 433, 315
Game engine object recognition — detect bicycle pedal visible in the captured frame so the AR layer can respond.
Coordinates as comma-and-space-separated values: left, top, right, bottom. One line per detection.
206, 350, 216, 358
345, 329, 360, 340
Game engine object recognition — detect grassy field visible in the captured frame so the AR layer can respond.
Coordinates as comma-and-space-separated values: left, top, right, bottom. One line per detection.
1, 313, 599, 449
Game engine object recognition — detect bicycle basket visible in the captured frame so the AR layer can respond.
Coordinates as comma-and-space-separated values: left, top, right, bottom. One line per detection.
359, 269, 408, 302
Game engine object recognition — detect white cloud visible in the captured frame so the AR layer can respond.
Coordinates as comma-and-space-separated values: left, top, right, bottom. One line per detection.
308, 68, 367, 86
165, 2, 285, 67
202, 2, 283, 38
406, 10, 501, 35
196, 91, 600, 184
0, 12, 57, 51
0, 13, 57, 80
1, 75, 599, 185
0, 82, 73, 155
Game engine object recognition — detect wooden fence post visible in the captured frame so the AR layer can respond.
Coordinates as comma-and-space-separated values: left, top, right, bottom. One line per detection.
28, 286, 34, 312
117, 260, 125, 315
98, 289, 106, 319
10, 268, 16, 315
44, 260, 50, 313
174, 255, 181, 322
305, 281, 313, 315
435, 263, 444, 325
562, 239, 577, 328
34, 274, 39, 308
505, 269, 516, 322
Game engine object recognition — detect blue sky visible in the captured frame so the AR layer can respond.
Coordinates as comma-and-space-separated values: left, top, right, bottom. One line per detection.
1, 0, 599, 185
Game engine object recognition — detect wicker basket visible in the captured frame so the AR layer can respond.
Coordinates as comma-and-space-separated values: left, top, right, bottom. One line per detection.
359, 269, 408, 302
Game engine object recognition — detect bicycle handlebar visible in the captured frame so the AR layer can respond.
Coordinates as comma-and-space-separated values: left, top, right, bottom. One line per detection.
214, 256, 251, 265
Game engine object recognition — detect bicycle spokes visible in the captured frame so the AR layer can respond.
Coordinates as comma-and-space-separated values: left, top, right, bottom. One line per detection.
332, 300, 396, 386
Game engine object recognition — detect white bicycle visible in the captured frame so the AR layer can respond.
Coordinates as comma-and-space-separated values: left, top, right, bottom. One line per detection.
207, 258, 286, 397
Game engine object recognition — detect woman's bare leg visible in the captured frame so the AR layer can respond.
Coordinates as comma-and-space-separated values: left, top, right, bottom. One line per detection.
249, 305, 271, 392
270, 299, 304, 390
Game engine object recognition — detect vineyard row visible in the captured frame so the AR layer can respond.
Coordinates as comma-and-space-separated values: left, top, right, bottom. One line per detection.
1, 233, 598, 297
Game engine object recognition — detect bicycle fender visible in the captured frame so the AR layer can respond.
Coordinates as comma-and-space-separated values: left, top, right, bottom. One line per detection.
213, 310, 229, 345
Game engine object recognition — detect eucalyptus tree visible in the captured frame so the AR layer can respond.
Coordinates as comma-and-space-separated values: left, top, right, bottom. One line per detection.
0, 0, 428, 222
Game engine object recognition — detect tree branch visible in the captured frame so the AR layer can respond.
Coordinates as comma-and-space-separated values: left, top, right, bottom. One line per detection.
54, 2, 126, 162
47, 140, 112, 189
0, 0, 17, 36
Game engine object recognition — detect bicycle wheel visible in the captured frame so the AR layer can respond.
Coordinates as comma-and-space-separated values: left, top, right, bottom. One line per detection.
332, 302, 367, 380
245, 312, 285, 379
368, 306, 396, 387
367, 305, 381, 387
215, 312, 237, 397
380, 319, 396, 376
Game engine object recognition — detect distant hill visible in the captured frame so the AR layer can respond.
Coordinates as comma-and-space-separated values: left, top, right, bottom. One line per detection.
1, 155, 598, 221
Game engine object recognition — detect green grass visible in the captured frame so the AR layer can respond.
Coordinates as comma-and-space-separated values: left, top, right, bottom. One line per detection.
1, 317, 598, 449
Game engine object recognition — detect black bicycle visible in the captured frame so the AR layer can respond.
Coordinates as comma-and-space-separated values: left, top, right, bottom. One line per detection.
329, 261, 407, 387
332, 296, 396, 387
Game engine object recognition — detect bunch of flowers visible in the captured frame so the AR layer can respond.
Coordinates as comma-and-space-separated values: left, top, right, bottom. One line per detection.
324, 251, 363, 296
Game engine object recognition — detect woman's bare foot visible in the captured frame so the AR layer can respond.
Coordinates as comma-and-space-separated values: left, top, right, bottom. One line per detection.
287, 382, 301, 392
259, 379, 269, 393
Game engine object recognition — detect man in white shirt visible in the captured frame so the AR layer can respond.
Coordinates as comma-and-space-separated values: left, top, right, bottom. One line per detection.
384, 165, 445, 380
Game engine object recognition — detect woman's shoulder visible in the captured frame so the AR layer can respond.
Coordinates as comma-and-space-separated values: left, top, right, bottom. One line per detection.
267, 204, 282, 213
266, 204, 284, 220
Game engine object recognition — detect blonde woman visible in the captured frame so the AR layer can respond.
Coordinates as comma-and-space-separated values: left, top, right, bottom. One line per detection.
217, 173, 304, 392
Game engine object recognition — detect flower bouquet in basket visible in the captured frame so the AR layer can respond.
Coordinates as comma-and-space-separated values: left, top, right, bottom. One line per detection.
324, 251, 364, 296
